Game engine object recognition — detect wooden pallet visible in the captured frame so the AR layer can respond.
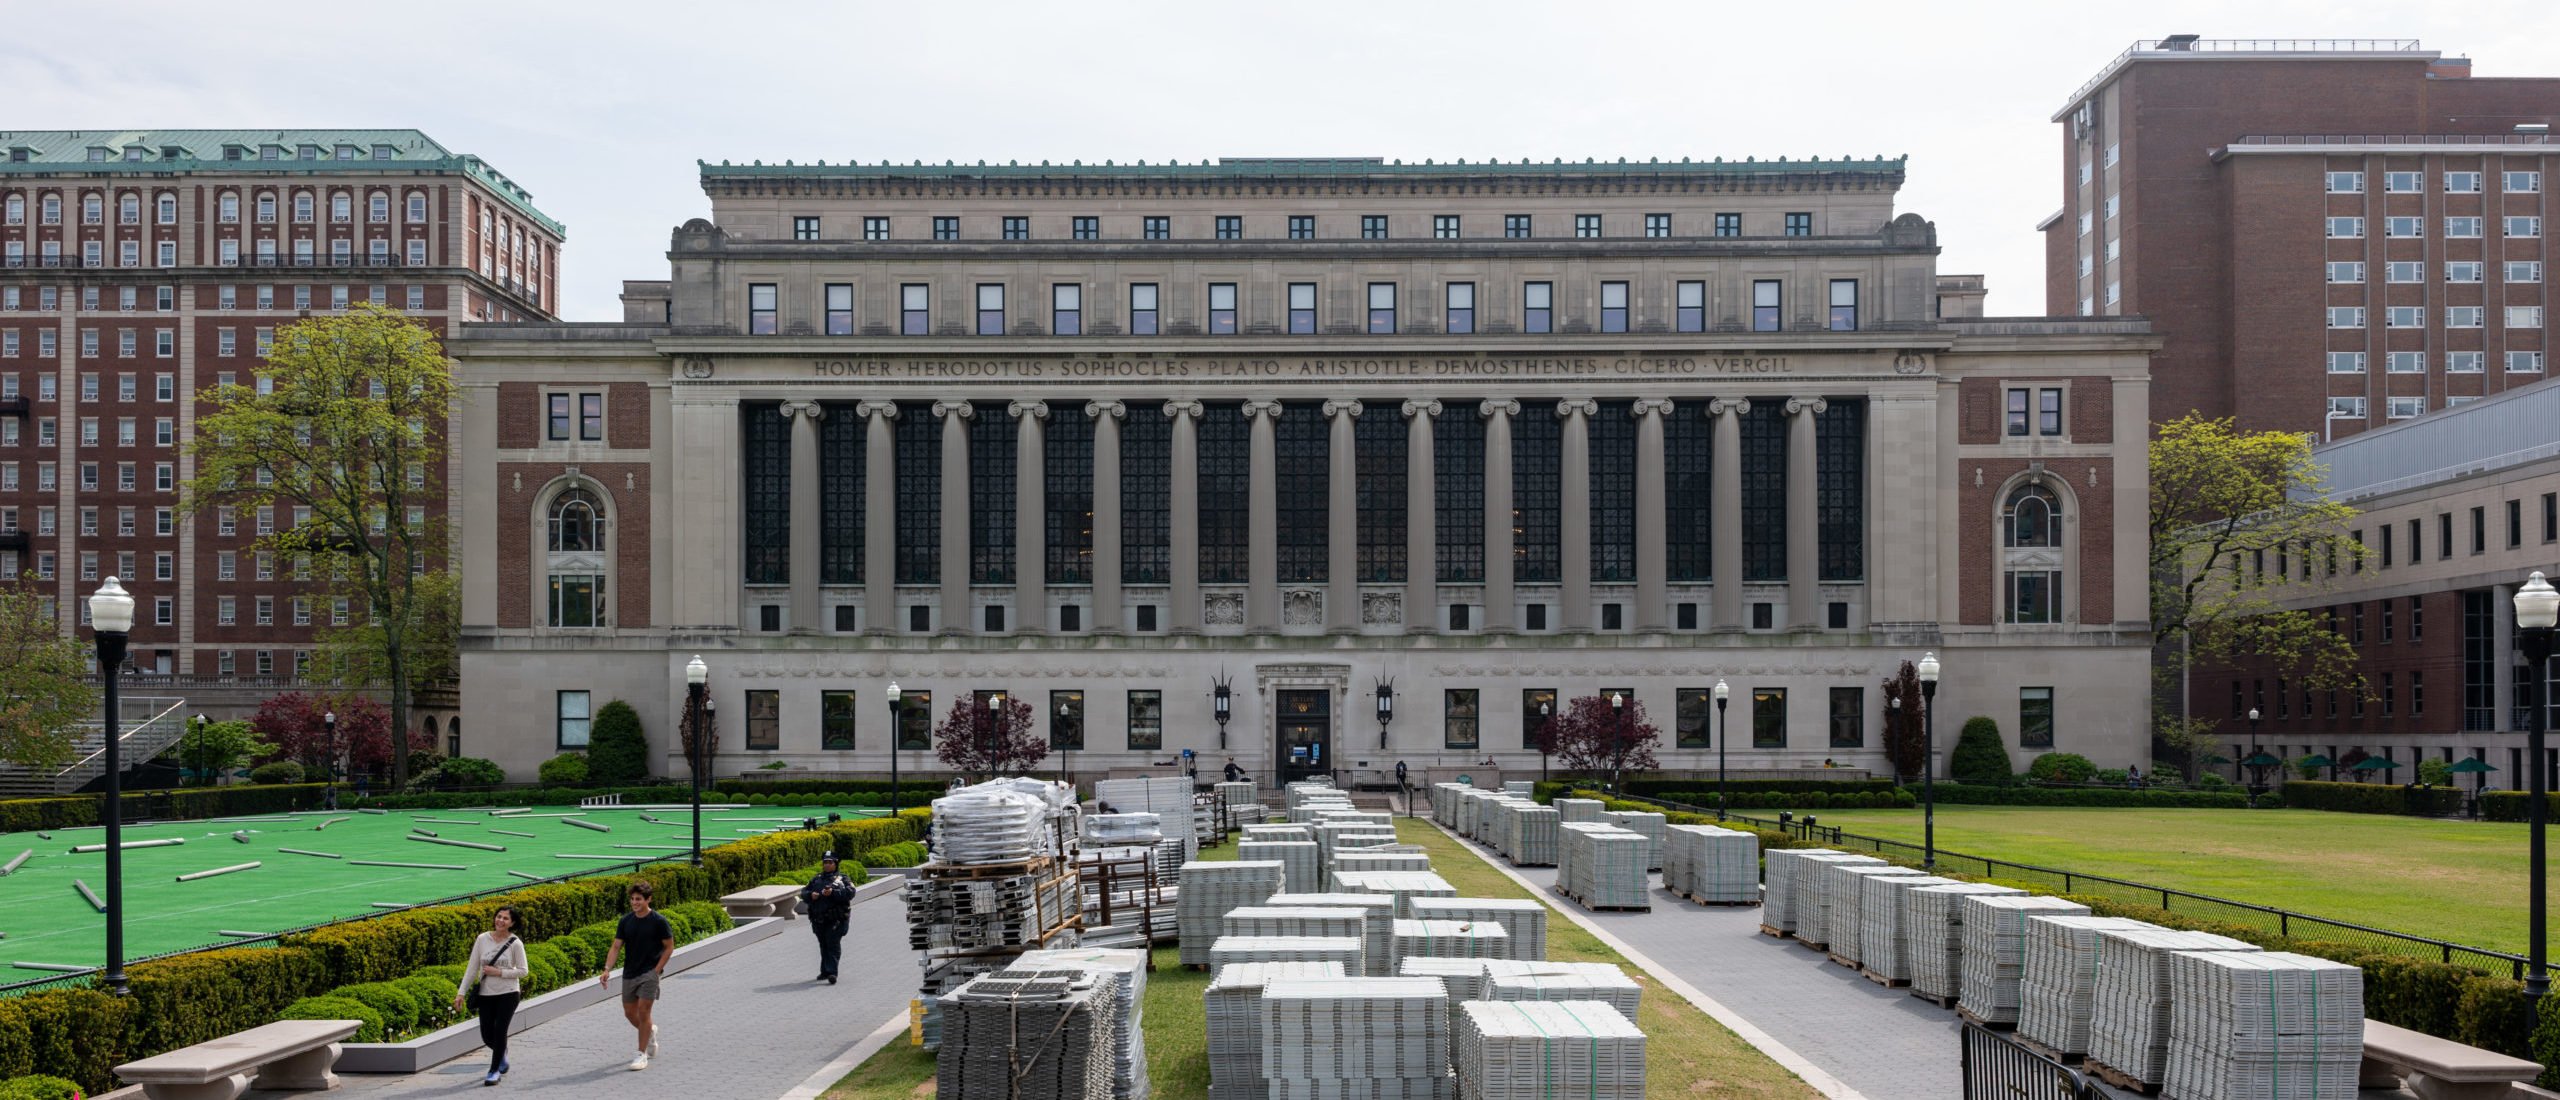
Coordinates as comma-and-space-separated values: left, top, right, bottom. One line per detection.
1792, 937, 1829, 952
1826, 952, 1859, 969
2082, 1057, 2159, 1096
1909, 988, 1958, 1010
1757, 924, 1789, 939
918, 855, 1058, 881
1954, 1005, 2012, 1032
1575, 901, 1651, 912
1858, 967, 1908, 988
1685, 894, 1761, 907
2012, 1033, 2080, 1066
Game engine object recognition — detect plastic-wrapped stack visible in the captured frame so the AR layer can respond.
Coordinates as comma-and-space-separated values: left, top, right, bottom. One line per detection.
1504, 781, 1537, 797
1268, 892, 1399, 976
1560, 825, 1649, 910
1098, 776, 1200, 857
1399, 959, 1630, 1038
2085, 928, 2259, 1088
1905, 883, 2025, 1002
1823, 865, 1936, 965
1466, 794, 1506, 850
1391, 919, 1512, 969
1334, 850, 1433, 876
1484, 970, 1642, 1020
1331, 869, 1458, 916
1317, 820, 1398, 862
1958, 895, 2091, 1023
1223, 906, 1370, 943
1761, 849, 1865, 934
1455, 1001, 1644, 1100
933, 777, 1079, 863
1083, 812, 1164, 846
1599, 810, 1665, 872
1179, 861, 1286, 966
1007, 949, 1150, 1100
1852, 874, 1955, 982
1243, 824, 1315, 845
2163, 952, 2362, 1100
1552, 797, 1605, 824
1209, 961, 1348, 1100
1217, 780, 1261, 829
1791, 851, 1885, 947
1408, 897, 1547, 962
1505, 805, 1560, 867
2015, 916, 2158, 1056
1211, 935, 1366, 979
939, 969, 1118, 1100
1238, 841, 1322, 894
1261, 976, 1451, 1100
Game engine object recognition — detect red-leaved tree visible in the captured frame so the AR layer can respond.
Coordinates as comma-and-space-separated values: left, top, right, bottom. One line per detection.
1879, 661, 1927, 782
1546, 693, 1660, 783
253, 691, 393, 777
934, 694, 1048, 781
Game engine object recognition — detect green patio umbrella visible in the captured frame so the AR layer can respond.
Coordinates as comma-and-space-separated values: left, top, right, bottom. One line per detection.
2241, 752, 2286, 769
2198, 753, 2234, 766
2297, 754, 2333, 767
2447, 757, 2498, 775
2349, 757, 2400, 780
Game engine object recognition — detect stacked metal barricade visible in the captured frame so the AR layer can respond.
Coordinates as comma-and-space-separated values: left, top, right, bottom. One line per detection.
2015, 916, 2157, 1057
1179, 860, 1285, 965
1852, 873, 1955, 984
938, 969, 1118, 1100
1008, 949, 1150, 1100
1957, 895, 2090, 1024
1903, 882, 2024, 1003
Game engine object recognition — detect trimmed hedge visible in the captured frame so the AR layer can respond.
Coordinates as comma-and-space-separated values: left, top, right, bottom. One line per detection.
1637, 789, 1918, 810
335, 982, 421, 1037
280, 995, 385, 1043
712, 779, 949, 797
1949, 717, 2013, 784
0, 783, 331, 833
1920, 783, 2250, 808
0, 1075, 84, 1100
2280, 779, 2466, 817
0, 990, 135, 1092
2482, 791, 2560, 822
536, 754, 590, 786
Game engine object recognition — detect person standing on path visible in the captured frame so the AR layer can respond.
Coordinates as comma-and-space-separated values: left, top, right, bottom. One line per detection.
451, 906, 528, 1087
799, 851, 857, 983
598, 882, 675, 1071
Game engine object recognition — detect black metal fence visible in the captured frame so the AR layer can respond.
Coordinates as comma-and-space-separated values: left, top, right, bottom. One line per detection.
1962, 1019, 2106, 1100
1644, 799, 2532, 979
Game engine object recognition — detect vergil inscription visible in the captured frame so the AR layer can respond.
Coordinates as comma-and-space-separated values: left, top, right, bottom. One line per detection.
806, 355, 1794, 379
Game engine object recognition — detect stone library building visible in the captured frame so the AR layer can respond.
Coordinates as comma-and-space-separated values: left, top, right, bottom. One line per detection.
450, 155, 2157, 786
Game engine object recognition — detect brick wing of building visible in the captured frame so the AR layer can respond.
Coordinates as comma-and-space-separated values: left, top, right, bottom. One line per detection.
451, 155, 2157, 787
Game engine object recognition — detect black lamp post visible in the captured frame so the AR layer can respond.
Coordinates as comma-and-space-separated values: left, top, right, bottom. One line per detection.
2515, 571, 2558, 1000
1212, 673, 1232, 751
1057, 698, 1078, 789
1537, 701, 1553, 785
2246, 707, 2266, 805
685, 655, 708, 866
1608, 692, 1626, 794
1713, 680, 1731, 821
1917, 651, 1941, 871
986, 692, 1005, 782
89, 576, 133, 996
322, 708, 337, 804
886, 682, 902, 816
1375, 680, 1394, 751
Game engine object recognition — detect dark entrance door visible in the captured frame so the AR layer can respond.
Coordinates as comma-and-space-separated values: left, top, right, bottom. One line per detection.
1276, 689, 1333, 786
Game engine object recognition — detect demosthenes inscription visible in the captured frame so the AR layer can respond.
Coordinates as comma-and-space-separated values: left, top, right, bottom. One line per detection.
802, 354, 1798, 380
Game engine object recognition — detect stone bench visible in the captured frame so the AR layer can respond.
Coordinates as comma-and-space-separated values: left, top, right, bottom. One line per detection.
113, 1018, 360, 1100
2361, 1019, 2543, 1100
720, 884, 801, 921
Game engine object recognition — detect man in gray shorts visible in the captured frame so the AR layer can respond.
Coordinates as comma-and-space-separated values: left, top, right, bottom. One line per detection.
599, 882, 675, 1070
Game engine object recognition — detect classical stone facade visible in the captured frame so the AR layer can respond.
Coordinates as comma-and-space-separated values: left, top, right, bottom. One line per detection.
452, 157, 2156, 786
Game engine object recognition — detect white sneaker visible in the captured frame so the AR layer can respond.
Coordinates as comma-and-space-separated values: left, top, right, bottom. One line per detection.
628, 1052, 649, 1072
647, 1025, 660, 1058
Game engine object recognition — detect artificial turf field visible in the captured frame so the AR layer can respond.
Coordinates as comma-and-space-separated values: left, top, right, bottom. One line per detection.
0, 802, 872, 972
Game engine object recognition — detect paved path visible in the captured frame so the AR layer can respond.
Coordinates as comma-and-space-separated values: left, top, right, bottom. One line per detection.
313, 886, 911, 1100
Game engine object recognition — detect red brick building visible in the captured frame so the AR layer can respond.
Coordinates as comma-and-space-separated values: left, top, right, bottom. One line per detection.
2044, 37, 2560, 437
0, 130, 560, 735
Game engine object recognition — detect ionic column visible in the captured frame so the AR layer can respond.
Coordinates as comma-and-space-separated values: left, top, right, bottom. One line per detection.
1632, 398, 1673, 631
1167, 400, 1203, 633
1709, 398, 1749, 631
1244, 398, 1283, 631
782, 401, 824, 634
1481, 398, 1520, 633
1010, 400, 1048, 634
1402, 400, 1441, 635
858, 401, 898, 634
1324, 399, 1362, 633
933, 399, 973, 634
1557, 398, 1596, 632
1088, 401, 1126, 633
1785, 396, 1828, 631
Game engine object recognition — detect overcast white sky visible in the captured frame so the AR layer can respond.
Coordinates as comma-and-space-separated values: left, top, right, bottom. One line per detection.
13, 0, 2557, 321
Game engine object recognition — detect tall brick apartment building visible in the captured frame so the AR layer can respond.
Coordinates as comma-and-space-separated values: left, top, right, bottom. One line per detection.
2044, 37, 2560, 438
0, 130, 560, 738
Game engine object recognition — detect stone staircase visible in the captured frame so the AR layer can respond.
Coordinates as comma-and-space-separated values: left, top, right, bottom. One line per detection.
0, 697, 189, 798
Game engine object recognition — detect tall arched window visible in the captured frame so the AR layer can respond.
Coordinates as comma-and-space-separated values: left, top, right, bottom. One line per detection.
2002, 483, 2064, 624
547, 487, 607, 627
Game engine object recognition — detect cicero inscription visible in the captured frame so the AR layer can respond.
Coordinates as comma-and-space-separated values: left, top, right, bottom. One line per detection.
804, 354, 1795, 379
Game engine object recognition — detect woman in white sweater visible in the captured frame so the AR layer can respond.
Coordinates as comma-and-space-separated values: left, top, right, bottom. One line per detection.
451, 906, 530, 1087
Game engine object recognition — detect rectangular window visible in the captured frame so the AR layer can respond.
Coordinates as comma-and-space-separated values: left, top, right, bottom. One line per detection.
1784, 212, 1812, 236
2326, 171, 2364, 193
1143, 216, 1170, 240
2327, 261, 2364, 283
2447, 261, 2484, 283
743, 689, 779, 750
547, 393, 571, 441
2329, 306, 2366, 328
1000, 215, 1028, 240
747, 283, 776, 334
2019, 687, 2055, 748
1051, 283, 1081, 335
1287, 283, 1315, 334
1434, 214, 1460, 239
1070, 216, 1097, 240
1598, 281, 1628, 333
1751, 280, 1781, 332
1751, 688, 1787, 748
2510, 306, 2546, 329
2513, 351, 2547, 374
2327, 352, 2367, 374
932, 216, 958, 240
2507, 171, 2543, 193
2448, 306, 2483, 328
2448, 350, 2485, 373
1444, 689, 1480, 748
1828, 279, 1858, 331
792, 215, 820, 241
2006, 388, 2030, 436
822, 283, 854, 335
556, 691, 592, 748
1215, 215, 1241, 240
863, 216, 889, 241
580, 393, 604, 441
1714, 212, 1741, 237
1207, 283, 1237, 334
2510, 499, 2524, 549
1523, 282, 1553, 334
900, 284, 929, 335
976, 283, 1005, 335
1504, 214, 1531, 238
815, 690, 858, 750
2511, 261, 2545, 283
1367, 283, 1396, 333
2387, 350, 2425, 373
1288, 215, 1314, 240
2445, 171, 2482, 193
1444, 282, 1474, 334
2039, 388, 2064, 436
2388, 396, 2424, 419
1573, 214, 1600, 238
1361, 215, 1387, 240
1645, 213, 1671, 238
1126, 690, 1162, 750
2443, 215, 2483, 238
2327, 217, 2364, 238
1675, 281, 1704, 332
2440, 512, 2455, 560
1130, 283, 1159, 335
1829, 687, 1864, 748
2385, 261, 2422, 283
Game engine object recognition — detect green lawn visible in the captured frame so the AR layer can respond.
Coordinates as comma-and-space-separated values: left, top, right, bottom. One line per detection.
1767, 806, 2546, 955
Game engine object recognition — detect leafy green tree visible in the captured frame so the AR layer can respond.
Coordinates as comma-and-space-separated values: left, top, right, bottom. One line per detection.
185, 305, 452, 787
0, 584, 96, 769
2418, 757, 2454, 787
1949, 716, 2013, 784
586, 700, 649, 784
175, 718, 271, 786
306, 571, 457, 701
2152, 414, 2364, 686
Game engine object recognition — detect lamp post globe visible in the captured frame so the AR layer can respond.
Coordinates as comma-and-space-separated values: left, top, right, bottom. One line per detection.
886, 682, 902, 816
1916, 651, 1941, 871
1713, 680, 1731, 820
88, 577, 134, 995
685, 655, 708, 866
2516, 572, 2559, 999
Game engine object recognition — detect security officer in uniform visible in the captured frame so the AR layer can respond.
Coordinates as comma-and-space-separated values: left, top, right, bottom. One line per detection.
799, 851, 857, 984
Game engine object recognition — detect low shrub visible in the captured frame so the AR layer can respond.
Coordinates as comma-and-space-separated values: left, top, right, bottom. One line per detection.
2535, 995, 2560, 1088
667, 901, 732, 942
249, 761, 306, 785
569, 924, 617, 970
279, 995, 386, 1043
332, 982, 421, 1038
122, 946, 329, 1057
2281, 779, 2464, 817
537, 753, 590, 786
1920, 784, 2249, 808
586, 701, 650, 786
2195, 773, 2235, 791
2457, 976, 2536, 1059
2025, 752, 2097, 784
522, 942, 571, 995
546, 933, 596, 976
1949, 717, 2013, 784
413, 963, 466, 989
393, 974, 459, 1032
862, 841, 926, 867
439, 757, 506, 788
0, 988, 137, 1095
0, 1075, 86, 1100
2356, 955, 2469, 1037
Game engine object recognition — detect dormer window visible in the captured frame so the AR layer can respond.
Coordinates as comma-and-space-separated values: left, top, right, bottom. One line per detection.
260, 144, 282, 161
372, 144, 394, 161
86, 147, 109, 162
123, 147, 144, 162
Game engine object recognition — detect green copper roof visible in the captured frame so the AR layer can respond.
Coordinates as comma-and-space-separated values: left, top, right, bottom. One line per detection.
700, 155, 1906, 181
0, 129, 563, 237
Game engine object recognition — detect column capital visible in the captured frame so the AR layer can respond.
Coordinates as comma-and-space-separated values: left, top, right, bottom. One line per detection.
1785, 396, 1830, 417
1163, 398, 1204, 419
1555, 398, 1598, 419
855, 399, 900, 421
1400, 398, 1443, 420
1007, 399, 1049, 421
1242, 398, 1284, 421
1630, 397, 1676, 418
931, 399, 975, 420
1085, 399, 1127, 421
1322, 397, 1364, 419
1479, 397, 1522, 419
1708, 396, 1752, 418
779, 400, 826, 421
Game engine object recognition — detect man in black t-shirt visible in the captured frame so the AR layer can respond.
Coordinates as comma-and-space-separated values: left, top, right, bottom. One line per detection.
600, 882, 675, 1071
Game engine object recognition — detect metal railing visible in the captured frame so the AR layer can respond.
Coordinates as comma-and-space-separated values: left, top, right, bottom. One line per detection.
2061, 38, 2424, 116
2233, 133, 2557, 148
1962, 1019, 2105, 1100
1640, 796, 2530, 978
